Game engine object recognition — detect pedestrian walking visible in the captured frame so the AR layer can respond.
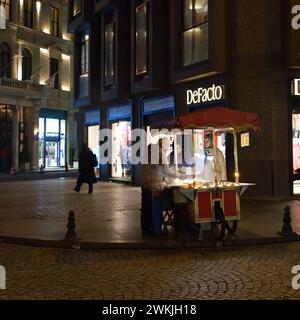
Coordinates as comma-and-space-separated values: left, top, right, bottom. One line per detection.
73, 143, 98, 194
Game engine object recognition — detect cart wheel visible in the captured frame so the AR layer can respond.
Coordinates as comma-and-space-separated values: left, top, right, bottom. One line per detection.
211, 204, 226, 241
225, 220, 238, 234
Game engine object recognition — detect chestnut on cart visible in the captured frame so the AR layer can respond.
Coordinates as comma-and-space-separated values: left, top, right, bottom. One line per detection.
153, 107, 260, 241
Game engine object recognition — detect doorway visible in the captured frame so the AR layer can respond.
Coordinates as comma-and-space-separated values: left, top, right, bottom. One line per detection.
111, 120, 132, 179
45, 141, 59, 168
87, 125, 100, 176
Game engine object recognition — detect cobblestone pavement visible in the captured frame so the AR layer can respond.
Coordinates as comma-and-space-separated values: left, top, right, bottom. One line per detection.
0, 179, 293, 242
0, 179, 143, 241
0, 242, 300, 300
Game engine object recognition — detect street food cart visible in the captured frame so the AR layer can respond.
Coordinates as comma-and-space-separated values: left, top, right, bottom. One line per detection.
153, 107, 260, 241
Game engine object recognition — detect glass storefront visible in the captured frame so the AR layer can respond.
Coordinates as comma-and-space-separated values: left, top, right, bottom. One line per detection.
39, 114, 66, 169
85, 109, 100, 174
111, 120, 132, 178
88, 125, 100, 174
293, 113, 300, 194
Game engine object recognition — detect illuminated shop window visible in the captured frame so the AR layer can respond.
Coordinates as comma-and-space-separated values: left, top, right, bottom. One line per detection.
38, 117, 66, 168
112, 121, 132, 179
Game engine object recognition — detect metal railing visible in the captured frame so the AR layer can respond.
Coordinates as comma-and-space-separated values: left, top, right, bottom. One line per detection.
0, 78, 42, 91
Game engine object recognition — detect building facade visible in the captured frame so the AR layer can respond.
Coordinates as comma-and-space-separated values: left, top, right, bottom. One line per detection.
0, 0, 73, 172
68, 0, 300, 198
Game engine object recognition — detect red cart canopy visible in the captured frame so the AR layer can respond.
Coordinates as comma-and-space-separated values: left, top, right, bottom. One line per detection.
153, 107, 260, 132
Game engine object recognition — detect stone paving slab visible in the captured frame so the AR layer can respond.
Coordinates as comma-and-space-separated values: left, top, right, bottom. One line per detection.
0, 242, 300, 299
0, 179, 299, 249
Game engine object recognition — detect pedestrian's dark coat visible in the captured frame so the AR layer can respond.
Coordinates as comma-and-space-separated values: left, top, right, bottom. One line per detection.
77, 147, 97, 185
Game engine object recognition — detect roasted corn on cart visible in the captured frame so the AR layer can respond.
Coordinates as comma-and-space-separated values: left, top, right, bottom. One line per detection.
154, 107, 260, 241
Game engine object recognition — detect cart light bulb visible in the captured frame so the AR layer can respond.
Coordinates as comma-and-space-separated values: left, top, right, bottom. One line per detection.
235, 172, 240, 178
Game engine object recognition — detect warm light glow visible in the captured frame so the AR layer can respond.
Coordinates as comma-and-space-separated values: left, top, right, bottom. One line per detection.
40, 48, 49, 54
294, 79, 300, 96
235, 172, 240, 178
241, 133, 250, 148
17, 51, 22, 80
62, 33, 71, 41
61, 85, 70, 92
17, 67, 22, 81
61, 54, 70, 61
42, 28, 50, 34
36, 1, 41, 14
85, 35, 89, 41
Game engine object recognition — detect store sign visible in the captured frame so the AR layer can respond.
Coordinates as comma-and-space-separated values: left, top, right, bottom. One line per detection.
241, 133, 250, 148
292, 79, 300, 96
187, 84, 225, 106
85, 110, 100, 126
108, 104, 131, 120
0, 5, 6, 30
143, 95, 175, 114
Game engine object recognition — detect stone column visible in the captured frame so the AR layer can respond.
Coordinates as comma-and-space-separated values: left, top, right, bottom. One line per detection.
32, 106, 41, 170
67, 112, 73, 166
11, 106, 20, 170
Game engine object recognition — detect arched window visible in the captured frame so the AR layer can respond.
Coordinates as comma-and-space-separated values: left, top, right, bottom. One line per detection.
22, 48, 32, 81
0, 42, 11, 78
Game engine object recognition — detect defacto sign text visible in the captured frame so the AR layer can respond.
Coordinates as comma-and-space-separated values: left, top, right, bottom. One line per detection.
186, 84, 225, 106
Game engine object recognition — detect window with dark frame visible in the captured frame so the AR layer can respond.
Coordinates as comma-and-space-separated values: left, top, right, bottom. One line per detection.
182, 0, 208, 67
135, 2, 148, 76
0, 43, 11, 78
80, 33, 89, 75
50, 6, 59, 37
22, 48, 32, 81
104, 18, 115, 87
0, 0, 11, 21
24, 0, 33, 28
72, 0, 81, 16
50, 58, 59, 89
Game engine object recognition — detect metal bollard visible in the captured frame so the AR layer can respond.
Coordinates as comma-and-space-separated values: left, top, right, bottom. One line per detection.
65, 162, 69, 173
278, 206, 296, 237
65, 210, 80, 249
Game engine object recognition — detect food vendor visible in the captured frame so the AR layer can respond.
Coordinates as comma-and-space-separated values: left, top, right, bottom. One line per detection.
201, 134, 227, 183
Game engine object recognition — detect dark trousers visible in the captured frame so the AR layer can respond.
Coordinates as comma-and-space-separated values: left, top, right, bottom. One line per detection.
141, 189, 164, 236
75, 177, 93, 193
